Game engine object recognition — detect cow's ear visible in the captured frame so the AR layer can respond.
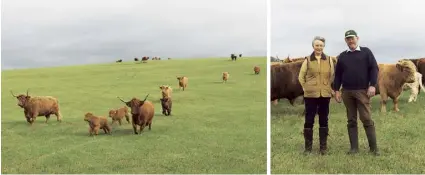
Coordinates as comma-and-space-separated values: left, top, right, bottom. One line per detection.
159, 86, 163, 90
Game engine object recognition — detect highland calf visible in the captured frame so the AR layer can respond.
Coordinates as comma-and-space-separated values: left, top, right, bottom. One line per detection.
11, 90, 63, 124
402, 72, 425, 103
84, 112, 111, 136
222, 72, 229, 83
117, 94, 154, 135
108, 106, 131, 125
254, 66, 261, 74
176, 76, 188, 91
159, 85, 173, 98
374, 59, 417, 112
160, 97, 172, 116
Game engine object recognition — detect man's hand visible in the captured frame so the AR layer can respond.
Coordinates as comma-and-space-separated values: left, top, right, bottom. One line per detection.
334, 91, 342, 103
367, 86, 376, 97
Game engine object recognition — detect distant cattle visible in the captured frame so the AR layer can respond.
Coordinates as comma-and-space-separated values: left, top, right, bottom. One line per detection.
84, 112, 111, 136
11, 90, 63, 124
168, 58, 171, 60
116, 59, 122, 63
222, 72, 229, 83
108, 106, 130, 125
402, 72, 425, 103
159, 85, 172, 98
134, 58, 139, 61
231, 54, 237, 61
176, 76, 188, 91
254, 66, 261, 74
374, 59, 417, 112
239, 54, 242, 57
160, 97, 172, 116
117, 94, 154, 134
142, 57, 149, 63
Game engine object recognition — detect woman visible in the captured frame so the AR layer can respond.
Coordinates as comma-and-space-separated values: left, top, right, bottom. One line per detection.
298, 36, 335, 155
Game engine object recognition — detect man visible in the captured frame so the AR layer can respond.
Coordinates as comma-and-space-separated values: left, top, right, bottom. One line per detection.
333, 30, 380, 156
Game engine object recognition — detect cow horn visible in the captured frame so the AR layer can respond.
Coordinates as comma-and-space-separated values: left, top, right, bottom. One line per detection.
10, 90, 17, 97
117, 96, 126, 103
26, 89, 29, 96
142, 94, 150, 101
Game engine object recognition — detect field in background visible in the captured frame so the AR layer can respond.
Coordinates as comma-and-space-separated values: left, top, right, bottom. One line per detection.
1, 57, 267, 174
271, 93, 425, 174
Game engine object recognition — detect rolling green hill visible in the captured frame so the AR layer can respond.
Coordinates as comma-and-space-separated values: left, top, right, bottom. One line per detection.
1, 57, 267, 174
272, 92, 425, 174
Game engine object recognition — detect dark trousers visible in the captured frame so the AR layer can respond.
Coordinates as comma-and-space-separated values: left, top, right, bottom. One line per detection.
341, 89, 374, 127
304, 97, 331, 129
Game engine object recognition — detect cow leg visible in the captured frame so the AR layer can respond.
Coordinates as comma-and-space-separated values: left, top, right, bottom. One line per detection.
54, 111, 62, 122
45, 114, 51, 123
89, 127, 93, 136
125, 114, 130, 123
139, 122, 146, 134
392, 94, 400, 112
93, 126, 100, 135
379, 92, 388, 113
168, 108, 172, 116
148, 122, 152, 130
118, 119, 122, 126
410, 85, 419, 102
102, 127, 107, 134
132, 123, 138, 134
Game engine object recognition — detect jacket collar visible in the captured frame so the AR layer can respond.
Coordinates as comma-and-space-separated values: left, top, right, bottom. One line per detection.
309, 52, 327, 61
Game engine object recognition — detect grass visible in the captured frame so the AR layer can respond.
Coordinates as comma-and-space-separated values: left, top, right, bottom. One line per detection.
1, 57, 267, 174
271, 92, 425, 174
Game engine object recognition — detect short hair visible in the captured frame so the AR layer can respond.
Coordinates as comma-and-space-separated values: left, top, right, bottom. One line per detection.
312, 36, 326, 46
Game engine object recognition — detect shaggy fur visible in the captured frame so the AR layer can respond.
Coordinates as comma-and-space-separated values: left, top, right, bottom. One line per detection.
117, 94, 155, 135
84, 112, 111, 136
11, 90, 62, 124
253, 66, 261, 74
402, 72, 425, 102
108, 106, 130, 125
222, 72, 229, 83
159, 85, 173, 98
176, 76, 188, 91
160, 97, 172, 116
374, 59, 417, 112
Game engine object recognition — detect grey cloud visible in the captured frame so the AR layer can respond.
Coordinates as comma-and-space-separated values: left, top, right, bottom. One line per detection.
1, 0, 266, 70
272, 0, 425, 62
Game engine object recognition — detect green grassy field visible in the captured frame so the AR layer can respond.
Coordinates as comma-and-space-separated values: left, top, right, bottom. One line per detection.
1, 57, 267, 174
272, 92, 425, 174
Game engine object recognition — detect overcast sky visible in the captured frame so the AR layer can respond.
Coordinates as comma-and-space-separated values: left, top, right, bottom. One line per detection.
1, 0, 266, 70
272, 0, 425, 63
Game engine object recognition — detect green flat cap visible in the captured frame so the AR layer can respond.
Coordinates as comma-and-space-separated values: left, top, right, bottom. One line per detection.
345, 30, 357, 38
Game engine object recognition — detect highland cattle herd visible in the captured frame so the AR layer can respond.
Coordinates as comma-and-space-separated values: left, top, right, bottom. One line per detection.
10, 55, 262, 136
271, 55, 425, 113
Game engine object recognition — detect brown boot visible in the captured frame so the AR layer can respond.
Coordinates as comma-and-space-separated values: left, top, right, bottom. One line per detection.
347, 125, 359, 154
303, 128, 313, 154
364, 124, 380, 156
319, 127, 328, 155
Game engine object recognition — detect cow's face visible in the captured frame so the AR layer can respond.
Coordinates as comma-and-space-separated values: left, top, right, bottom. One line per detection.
84, 112, 94, 121
16, 95, 30, 108
396, 60, 417, 83
108, 110, 117, 118
117, 94, 149, 115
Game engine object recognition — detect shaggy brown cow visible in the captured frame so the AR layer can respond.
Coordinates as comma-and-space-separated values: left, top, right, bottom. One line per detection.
117, 94, 154, 135
254, 66, 261, 74
108, 106, 130, 125
84, 112, 111, 136
159, 85, 172, 98
160, 97, 172, 116
373, 59, 417, 112
271, 61, 304, 106
11, 90, 63, 124
222, 72, 229, 83
116, 59, 122, 63
177, 76, 188, 91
